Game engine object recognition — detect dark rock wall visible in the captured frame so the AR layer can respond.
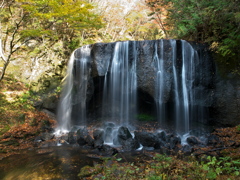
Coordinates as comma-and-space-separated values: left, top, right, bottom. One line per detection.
71, 39, 239, 127
212, 75, 240, 126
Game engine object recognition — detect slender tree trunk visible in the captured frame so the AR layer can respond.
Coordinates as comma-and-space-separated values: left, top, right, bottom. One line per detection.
0, 60, 9, 81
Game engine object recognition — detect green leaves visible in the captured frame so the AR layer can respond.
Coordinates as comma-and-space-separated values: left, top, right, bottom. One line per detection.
201, 156, 240, 179
146, 0, 240, 74
17, 0, 103, 40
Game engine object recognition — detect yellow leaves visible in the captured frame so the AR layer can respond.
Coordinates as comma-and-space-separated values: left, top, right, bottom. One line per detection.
18, 0, 103, 35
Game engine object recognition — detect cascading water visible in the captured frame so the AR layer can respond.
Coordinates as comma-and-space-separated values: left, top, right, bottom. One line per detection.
56, 46, 91, 132
154, 40, 200, 136
154, 40, 166, 127
56, 39, 212, 143
102, 41, 137, 126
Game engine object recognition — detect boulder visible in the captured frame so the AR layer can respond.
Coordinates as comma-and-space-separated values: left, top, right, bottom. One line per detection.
40, 132, 54, 141
117, 126, 132, 145
94, 139, 104, 148
156, 131, 167, 142
68, 132, 77, 144
98, 144, 118, 156
134, 131, 159, 147
122, 138, 140, 151
76, 127, 89, 146
187, 136, 201, 146
169, 136, 181, 150
93, 129, 104, 141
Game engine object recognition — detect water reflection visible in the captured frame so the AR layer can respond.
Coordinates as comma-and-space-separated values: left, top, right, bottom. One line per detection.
0, 146, 95, 180
0, 146, 151, 180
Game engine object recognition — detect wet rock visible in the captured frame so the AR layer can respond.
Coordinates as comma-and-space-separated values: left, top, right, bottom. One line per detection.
85, 135, 94, 146
122, 138, 140, 151
40, 132, 54, 141
41, 109, 56, 121
134, 131, 158, 147
60, 134, 69, 141
117, 126, 132, 145
40, 140, 57, 148
42, 95, 58, 112
41, 126, 54, 133
181, 145, 193, 155
99, 144, 118, 156
187, 136, 201, 146
153, 139, 165, 149
34, 136, 42, 143
58, 139, 68, 146
169, 136, 181, 149
93, 129, 104, 141
156, 131, 167, 142
70, 125, 82, 132
165, 133, 174, 142
76, 127, 89, 146
68, 132, 77, 144
94, 139, 104, 148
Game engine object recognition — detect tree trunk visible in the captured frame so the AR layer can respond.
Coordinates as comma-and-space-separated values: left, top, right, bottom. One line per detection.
0, 61, 9, 81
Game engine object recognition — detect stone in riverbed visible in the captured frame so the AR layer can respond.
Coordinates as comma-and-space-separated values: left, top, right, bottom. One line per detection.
76, 127, 89, 146
93, 129, 104, 141
40, 132, 54, 141
187, 136, 202, 146
68, 132, 77, 144
134, 131, 159, 147
122, 138, 140, 151
117, 126, 132, 145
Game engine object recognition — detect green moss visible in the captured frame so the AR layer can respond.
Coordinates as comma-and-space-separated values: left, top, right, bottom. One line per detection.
237, 125, 240, 132
137, 114, 155, 121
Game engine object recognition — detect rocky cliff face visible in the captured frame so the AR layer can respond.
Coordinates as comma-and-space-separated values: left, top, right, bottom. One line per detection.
78, 40, 215, 103
70, 39, 218, 127
212, 75, 240, 126
55, 39, 240, 128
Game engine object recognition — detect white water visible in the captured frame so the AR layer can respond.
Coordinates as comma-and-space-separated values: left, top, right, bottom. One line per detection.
57, 40, 206, 138
103, 41, 137, 126
154, 40, 166, 126
56, 52, 75, 132
56, 46, 91, 132
154, 40, 199, 135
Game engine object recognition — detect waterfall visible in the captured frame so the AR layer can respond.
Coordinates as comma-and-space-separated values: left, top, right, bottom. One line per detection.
154, 40, 166, 127
56, 39, 211, 137
154, 40, 199, 135
103, 41, 137, 126
56, 46, 91, 132
56, 52, 75, 132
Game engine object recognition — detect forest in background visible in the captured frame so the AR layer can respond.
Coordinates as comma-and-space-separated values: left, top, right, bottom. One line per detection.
0, 0, 239, 84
